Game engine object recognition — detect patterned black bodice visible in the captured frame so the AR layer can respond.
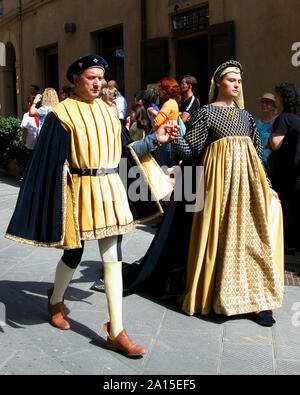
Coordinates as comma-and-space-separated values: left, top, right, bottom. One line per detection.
174, 105, 263, 160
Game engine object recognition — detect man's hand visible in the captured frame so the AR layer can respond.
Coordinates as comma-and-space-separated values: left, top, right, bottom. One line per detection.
180, 111, 190, 123
125, 115, 131, 129
155, 121, 179, 143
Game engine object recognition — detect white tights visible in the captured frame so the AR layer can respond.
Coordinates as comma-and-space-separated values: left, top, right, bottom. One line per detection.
50, 236, 123, 338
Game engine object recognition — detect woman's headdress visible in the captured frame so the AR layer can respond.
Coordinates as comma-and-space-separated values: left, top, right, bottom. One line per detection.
208, 60, 244, 109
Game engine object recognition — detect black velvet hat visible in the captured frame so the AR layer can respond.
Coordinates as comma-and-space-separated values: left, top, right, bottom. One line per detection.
67, 54, 109, 83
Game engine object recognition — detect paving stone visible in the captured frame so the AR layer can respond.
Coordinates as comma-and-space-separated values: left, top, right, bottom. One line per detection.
220, 343, 275, 375
223, 322, 272, 345
146, 329, 219, 375
276, 359, 300, 375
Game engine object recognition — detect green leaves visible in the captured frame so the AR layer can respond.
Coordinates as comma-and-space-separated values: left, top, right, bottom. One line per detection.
0, 116, 22, 167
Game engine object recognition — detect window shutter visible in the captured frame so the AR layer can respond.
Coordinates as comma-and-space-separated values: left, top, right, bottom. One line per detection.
141, 38, 169, 88
208, 21, 235, 79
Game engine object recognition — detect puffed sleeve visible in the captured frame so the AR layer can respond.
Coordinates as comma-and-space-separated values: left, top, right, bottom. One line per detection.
172, 108, 209, 159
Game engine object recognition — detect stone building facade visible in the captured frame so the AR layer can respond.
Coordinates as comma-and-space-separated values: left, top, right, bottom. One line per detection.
0, 0, 299, 119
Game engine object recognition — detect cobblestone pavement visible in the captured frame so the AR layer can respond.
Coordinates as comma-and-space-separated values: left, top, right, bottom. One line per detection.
0, 174, 300, 376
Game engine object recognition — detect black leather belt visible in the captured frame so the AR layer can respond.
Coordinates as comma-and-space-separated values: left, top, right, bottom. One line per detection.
71, 167, 118, 176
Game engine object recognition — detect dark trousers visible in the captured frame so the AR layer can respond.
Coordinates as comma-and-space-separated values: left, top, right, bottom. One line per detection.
61, 236, 123, 269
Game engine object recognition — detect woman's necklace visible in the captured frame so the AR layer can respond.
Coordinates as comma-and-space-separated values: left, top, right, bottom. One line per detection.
212, 100, 236, 108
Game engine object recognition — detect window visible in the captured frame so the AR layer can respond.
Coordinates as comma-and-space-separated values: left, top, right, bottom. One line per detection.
172, 5, 209, 35
96, 25, 125, 94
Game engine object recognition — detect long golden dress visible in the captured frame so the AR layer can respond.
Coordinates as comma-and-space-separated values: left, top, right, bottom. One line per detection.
174, 105, 284, 316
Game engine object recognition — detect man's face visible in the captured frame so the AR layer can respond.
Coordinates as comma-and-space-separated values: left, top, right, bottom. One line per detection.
60, 92, 67, 101
74, 67, 104, 100
180, 78, 190, 94
30, 86, 37, 95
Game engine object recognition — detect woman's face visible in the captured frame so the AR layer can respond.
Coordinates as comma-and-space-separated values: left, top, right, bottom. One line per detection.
274, 92, 283, 110
217, 72, 242, 100
129, 110, 136, 121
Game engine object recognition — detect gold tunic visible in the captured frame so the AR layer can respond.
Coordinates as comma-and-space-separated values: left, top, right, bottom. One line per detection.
53, 97, 134, 248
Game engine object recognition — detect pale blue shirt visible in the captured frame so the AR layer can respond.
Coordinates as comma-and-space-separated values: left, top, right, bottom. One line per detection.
37, 105, 52, 135
113, 93, 127, 120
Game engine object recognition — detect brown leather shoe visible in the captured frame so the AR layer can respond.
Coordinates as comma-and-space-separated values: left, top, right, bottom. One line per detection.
47, 288, 70, 330
104, 322, 147, 357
